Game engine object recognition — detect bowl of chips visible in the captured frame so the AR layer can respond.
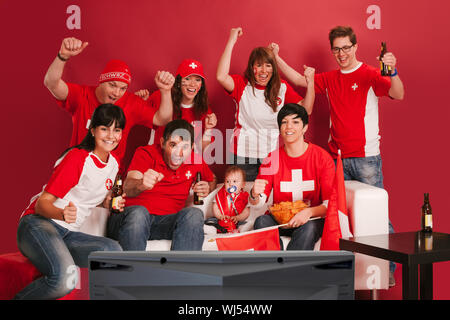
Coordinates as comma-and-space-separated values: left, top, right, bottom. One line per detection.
269, 199, 311, 224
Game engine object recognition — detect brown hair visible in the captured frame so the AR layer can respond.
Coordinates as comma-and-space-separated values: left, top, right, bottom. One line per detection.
328, 26, 357, 48
224, 165, 246, 183
171, 75, 209, 120
244, 47, 281, 112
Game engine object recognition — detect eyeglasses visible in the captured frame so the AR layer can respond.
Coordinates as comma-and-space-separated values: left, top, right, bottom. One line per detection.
331, 45, 354, 54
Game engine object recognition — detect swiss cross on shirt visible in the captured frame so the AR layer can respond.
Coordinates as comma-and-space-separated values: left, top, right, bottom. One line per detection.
185, 170, 192, 179
352, 83, 358, 91
280, 169, 315, 201
105, 178, 113, 190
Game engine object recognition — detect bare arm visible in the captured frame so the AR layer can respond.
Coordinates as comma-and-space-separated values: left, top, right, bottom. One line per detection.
43, 38, 88, 100
216, 27, 243, 92
268, 42, 308, 87
152, 71, 175, 126
234, 206, 250, 222
380, 52, 405, 100
297, 66, 316, 114
213, 203, 224, 220
123, 169, 164, 198
286, 205, 327, 228
35, 191, 77, 223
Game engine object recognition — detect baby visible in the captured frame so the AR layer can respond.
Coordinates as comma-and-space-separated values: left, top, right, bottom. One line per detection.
211, 166, 250, 233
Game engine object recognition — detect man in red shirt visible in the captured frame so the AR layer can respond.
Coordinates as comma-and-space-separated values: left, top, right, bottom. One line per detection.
107, 119, 217, 250
249, 104, 335, 250
269, 26, 404, 283
44, 37, 174, 170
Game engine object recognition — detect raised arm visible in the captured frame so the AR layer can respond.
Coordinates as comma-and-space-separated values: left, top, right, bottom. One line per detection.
380, 52, 405, 100
123, 169, 164, 198
268, 42, 308, 88
152, 71, 175, 126
44, 37, 89, 100
297, 66, 315, 115
216, 27, 243, 92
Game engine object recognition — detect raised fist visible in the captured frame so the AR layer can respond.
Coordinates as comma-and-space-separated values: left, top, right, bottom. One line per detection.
59, 37, 88, 60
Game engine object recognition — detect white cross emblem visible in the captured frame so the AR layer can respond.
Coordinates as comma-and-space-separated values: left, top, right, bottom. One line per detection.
189, 62, 197, 69
185, 170, 192, 179
280, 169, 315, 201
352, 83, 358, 91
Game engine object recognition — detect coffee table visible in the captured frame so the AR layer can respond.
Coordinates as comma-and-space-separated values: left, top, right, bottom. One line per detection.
339, 231, 450, 300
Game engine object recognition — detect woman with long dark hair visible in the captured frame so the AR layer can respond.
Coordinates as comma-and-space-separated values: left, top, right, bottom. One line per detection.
216, 27, 315, 180
136, 59, 217, 152
15, 104, 126, 299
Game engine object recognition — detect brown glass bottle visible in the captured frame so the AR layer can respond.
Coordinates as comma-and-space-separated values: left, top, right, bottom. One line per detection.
193, 172, 204, 205
111, 174, 123, 214
421, 193, 432, 233
380, 42, 392, 76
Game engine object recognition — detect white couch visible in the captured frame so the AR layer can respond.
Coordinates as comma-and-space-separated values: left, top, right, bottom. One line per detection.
81, 180, 389, 291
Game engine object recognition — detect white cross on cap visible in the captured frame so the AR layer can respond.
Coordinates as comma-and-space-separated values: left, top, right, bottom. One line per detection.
280, 169, 315, 201
189, 62, 197, 69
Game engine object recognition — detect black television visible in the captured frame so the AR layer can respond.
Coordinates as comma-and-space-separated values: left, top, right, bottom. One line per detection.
88, 250, 354, 300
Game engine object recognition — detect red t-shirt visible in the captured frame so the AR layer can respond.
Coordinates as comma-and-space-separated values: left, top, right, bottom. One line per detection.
257, 143, 335, 208
147, 90, 213, 146
125, 145, 214, 215
314, 63, 391, 158
55, 83, 157, 168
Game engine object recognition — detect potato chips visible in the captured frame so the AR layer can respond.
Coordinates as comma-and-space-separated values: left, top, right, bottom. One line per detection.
269, 200, 310, 224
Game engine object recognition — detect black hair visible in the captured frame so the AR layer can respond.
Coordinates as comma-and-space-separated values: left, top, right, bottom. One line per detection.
277, 103, 309, 128
59, 104, 126, 158
162, 119, 194, 145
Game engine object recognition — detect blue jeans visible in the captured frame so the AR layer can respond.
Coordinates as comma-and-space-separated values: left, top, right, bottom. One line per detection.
15, 214, 122, 300
254, 214, 324, 250
107, 205, 204, 251
340, 155, 396, 273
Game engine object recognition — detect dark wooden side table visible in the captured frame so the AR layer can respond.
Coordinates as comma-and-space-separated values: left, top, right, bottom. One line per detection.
339, 231, 450, 300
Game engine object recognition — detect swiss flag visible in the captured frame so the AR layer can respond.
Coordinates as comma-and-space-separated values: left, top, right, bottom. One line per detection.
320, 152, 352, 250
216, 226, 281, 251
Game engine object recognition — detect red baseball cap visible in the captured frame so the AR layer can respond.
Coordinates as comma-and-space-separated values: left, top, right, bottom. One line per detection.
99, 59, 132, 85
176, 59, 205, 79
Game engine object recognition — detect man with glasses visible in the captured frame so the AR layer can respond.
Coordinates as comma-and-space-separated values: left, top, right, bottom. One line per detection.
269, 26, 405, 286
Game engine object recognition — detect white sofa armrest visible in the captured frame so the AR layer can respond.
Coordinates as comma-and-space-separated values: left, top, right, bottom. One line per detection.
344, 180, 389, 290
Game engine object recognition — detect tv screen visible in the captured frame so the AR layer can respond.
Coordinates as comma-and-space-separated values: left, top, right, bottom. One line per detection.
89, 251, 354, 300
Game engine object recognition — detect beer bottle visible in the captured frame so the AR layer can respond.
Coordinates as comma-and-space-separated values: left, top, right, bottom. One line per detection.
380, 42, 392, 76
111, 174, 123, 214
421, 193, 432, 233
193, 172, 204, 205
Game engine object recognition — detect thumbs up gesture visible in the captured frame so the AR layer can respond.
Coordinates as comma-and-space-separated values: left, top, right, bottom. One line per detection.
63, 201, 77, 223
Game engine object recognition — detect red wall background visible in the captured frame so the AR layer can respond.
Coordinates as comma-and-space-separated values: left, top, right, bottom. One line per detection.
1, 0, 449, 299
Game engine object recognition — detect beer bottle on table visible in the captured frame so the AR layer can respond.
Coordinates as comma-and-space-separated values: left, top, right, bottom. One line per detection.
111, 174, 123, 214
379, 42, 392, 76
421, 193, 432, 233
193, 172, 204, 205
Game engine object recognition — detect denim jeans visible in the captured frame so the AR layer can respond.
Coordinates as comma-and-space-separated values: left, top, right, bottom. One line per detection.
107, 205, 205, 251
15, 214, 122, 300
253, 214, 324, 250
339, 155, 396, 273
